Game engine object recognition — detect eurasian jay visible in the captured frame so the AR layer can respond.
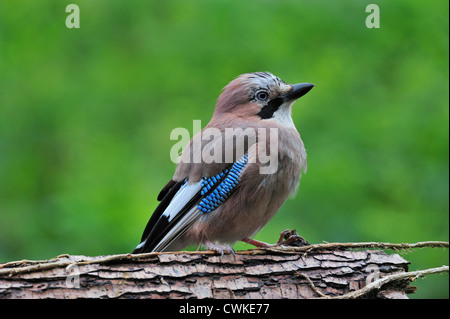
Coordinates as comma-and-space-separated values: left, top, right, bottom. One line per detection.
133, 72, 314, 254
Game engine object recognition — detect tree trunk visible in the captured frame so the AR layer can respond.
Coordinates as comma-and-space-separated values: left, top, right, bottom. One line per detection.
0, 244, 425, 299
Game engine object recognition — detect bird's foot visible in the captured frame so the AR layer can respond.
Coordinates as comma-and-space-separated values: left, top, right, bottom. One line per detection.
276, 229, 310, 247
203, 240, 235, 257
242, 229, 309, 248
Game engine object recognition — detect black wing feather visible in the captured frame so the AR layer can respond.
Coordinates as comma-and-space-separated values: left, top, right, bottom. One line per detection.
137, 191, 202, 252
137, 180, 184, 244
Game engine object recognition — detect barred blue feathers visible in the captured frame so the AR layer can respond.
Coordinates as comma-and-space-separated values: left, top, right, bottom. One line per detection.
198, 154, 249, 214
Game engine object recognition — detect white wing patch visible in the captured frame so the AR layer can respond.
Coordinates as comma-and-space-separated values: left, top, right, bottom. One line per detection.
162, 181, 202, 222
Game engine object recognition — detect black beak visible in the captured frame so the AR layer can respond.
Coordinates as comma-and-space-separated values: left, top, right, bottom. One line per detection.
283, 83, 315, 101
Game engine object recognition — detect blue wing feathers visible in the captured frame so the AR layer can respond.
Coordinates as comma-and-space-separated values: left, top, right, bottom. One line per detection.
133, 154, 249, 253
198, 154, 248, 214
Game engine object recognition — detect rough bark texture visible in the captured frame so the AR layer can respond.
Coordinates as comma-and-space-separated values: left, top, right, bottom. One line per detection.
0, 248, 412, 299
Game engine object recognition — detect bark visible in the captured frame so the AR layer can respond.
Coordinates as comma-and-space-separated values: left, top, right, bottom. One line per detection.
0, 245, 422, 299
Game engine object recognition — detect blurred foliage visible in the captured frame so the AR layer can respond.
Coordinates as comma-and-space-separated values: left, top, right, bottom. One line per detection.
0, 0, 448, 298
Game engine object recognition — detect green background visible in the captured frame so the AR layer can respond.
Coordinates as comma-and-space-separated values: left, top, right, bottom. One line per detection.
0, 0, 448, 298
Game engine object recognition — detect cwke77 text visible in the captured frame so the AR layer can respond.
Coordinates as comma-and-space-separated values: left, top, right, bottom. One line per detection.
179, 303, 270, 316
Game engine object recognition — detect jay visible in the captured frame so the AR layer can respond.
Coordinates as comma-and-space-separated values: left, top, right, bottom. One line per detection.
133, 72, 314, 254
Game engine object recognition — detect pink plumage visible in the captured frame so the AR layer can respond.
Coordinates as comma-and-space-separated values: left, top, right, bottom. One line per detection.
133, 72, 314, 254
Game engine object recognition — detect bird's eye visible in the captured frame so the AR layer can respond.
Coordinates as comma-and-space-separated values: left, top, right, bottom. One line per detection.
256, 90, 269, 101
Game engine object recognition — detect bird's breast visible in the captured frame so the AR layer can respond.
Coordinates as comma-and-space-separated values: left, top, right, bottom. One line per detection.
256, 126, 306, 195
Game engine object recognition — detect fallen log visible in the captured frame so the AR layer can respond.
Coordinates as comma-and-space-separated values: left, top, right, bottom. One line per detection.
0, 241, 447, 299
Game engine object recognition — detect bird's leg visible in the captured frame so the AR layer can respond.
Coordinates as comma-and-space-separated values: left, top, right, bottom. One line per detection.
242, 229, 310, 248
241, 237, 271, 248
202, 240, 235, 257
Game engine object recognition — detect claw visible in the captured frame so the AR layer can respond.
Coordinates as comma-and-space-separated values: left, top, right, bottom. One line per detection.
276, 229, 293, 244
277, 229, 310, 247
203, 240, 235, 257
242, 229, 310, 248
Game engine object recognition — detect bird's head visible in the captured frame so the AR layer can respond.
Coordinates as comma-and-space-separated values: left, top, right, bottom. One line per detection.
214, 72, 314, 124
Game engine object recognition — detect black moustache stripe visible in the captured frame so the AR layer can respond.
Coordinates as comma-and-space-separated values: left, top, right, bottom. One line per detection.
257, 97, 283, 119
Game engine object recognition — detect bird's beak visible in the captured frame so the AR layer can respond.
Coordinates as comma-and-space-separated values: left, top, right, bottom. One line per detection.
283, 83, 315, 101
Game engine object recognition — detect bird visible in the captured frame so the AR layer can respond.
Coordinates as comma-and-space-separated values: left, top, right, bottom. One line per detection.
133, 72, 314, 255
